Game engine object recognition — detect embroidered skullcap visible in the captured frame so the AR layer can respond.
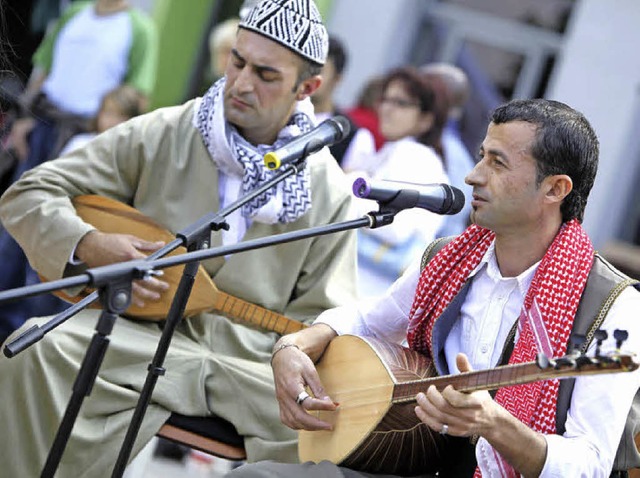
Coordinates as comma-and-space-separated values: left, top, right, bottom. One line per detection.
239, 0, 329, 65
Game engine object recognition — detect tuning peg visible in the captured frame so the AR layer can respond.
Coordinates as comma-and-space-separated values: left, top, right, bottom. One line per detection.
568, 334, 587, 355
554, 356, 577, 369
594, 329, 608, 342
568, 333, 596, 367
536, 353, 555, 370
614, 329, 629, 350
594, 329, 608, 358
574, 353, 597, 368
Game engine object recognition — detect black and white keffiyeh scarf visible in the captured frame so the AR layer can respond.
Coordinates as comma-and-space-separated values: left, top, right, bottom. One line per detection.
194, 78, 314, 224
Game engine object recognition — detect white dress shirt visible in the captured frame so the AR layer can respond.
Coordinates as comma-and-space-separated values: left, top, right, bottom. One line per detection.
315, 243, 640, 477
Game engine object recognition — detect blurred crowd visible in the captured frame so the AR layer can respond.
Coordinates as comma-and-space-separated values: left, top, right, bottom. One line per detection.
1, 3, 639, 478
0, 0, 478, 345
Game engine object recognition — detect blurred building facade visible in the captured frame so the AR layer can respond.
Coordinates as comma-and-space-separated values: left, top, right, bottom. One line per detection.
3, 0, 639, 250
327, 0, 640, 251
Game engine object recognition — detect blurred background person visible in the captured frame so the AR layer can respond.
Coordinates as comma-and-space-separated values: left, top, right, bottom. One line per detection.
0, 73, 23, 197
0, 0, 158, 342
346, 73, 385, 152
345, 66, 450, 297
60, 84, 144, 155
207, 17, 240, 85
422, 62, 476, 237
6, 0, 157, 173
310, 35, 375, 168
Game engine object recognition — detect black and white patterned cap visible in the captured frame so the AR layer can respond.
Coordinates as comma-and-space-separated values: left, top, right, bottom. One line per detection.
239, 0, 329, 65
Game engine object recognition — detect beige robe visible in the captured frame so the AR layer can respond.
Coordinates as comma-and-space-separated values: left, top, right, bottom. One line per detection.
0, 100, 357, 477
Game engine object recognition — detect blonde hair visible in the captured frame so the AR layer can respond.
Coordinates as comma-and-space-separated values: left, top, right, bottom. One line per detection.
209, 18, 240, 51
102, 85, 144, 118
208, 18, 240, 78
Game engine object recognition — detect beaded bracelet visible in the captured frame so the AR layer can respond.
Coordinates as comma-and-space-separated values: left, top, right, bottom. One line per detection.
270, 343, 300, 365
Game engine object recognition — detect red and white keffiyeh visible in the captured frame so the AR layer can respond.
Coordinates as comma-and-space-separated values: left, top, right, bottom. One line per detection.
407, 220, 594, 477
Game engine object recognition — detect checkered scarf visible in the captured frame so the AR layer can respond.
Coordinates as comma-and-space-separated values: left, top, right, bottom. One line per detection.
407, 220, 594, 477
194, 77, 313, 224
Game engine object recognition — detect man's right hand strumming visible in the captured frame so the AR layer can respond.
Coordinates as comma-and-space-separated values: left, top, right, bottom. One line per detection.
75, 230, 169, 307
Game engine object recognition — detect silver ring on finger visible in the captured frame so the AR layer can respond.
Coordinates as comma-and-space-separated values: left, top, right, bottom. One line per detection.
295, 390, 310, 405
439, 423, 449, 435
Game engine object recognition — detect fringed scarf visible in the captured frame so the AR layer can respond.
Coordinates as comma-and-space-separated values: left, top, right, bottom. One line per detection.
407, 220, 594, 477
194, 77, 314, 224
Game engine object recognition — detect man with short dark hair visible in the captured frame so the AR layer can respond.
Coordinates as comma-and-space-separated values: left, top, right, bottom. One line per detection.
0, 0, 357, 475
230, 99, 640, 477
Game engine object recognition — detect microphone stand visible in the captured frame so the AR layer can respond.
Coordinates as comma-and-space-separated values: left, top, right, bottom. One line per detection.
39, 266, 139, 478
0, 185, 420, 477
111, 166, 310, 475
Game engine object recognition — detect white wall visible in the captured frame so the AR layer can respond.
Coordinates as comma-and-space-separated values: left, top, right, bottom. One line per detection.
547, 0, 640, 247
328, 0, 420, 109
329, 0, 640, 247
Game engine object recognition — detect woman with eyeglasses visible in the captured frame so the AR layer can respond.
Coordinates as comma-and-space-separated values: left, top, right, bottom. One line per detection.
344, 66, 450, 298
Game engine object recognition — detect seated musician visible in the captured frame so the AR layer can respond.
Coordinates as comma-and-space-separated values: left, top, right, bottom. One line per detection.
230, 99, 640, 477
0, 0, 357, 476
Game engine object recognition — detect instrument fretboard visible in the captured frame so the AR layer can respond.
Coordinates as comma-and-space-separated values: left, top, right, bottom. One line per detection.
213, 291, 307, 335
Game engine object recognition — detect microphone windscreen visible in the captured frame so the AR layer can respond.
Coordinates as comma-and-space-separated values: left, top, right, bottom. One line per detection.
351, 177, 371, 199
448, 186, 466, 215
331, 115, 352, 140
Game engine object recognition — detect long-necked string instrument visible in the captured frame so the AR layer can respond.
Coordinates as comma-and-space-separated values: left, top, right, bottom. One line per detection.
49, 195, 306, 335
298, 334, 638, 476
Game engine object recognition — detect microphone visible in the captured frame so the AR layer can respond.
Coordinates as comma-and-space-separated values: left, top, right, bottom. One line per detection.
352, 177, 465, 215
264, 115, 351, 170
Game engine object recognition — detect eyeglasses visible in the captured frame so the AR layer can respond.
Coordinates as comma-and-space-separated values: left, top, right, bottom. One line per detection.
379, 96, 421, 109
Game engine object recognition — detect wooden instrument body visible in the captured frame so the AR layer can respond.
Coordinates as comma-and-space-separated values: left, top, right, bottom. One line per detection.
299, 335, 446, 475
54, 195, 217, 319
48, 195, 306, 334
299, 334, 639, 475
